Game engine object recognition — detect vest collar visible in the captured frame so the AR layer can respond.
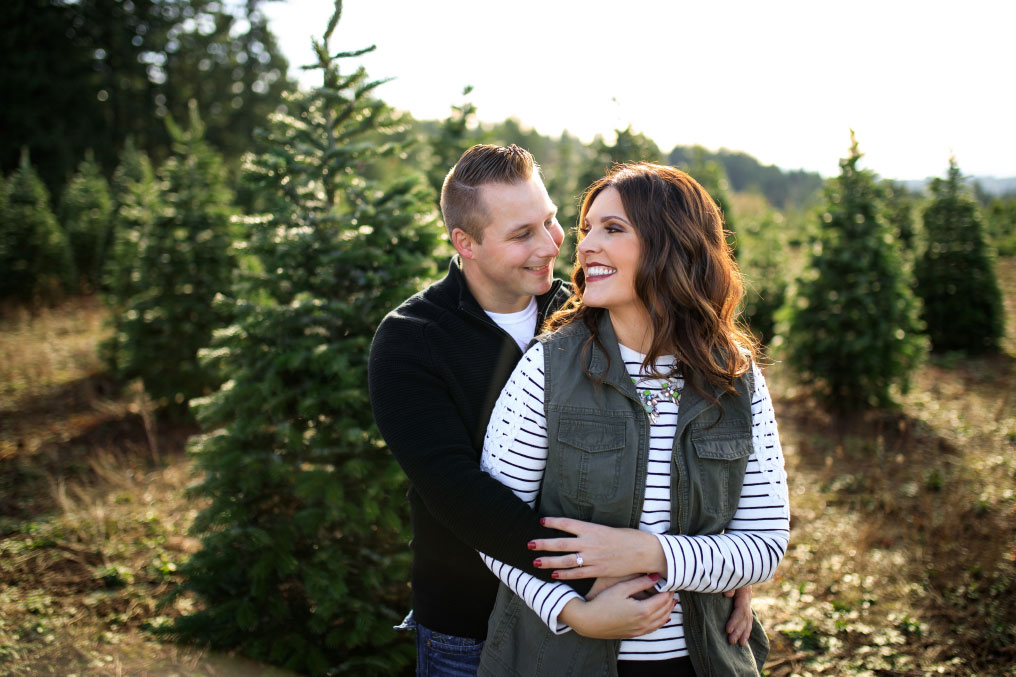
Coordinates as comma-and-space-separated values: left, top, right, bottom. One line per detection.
584, 310, 728, 427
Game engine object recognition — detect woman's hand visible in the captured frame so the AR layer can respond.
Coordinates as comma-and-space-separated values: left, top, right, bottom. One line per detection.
558, 575, 674, 639
724, 585, 753, 646
529, 517, 666, 579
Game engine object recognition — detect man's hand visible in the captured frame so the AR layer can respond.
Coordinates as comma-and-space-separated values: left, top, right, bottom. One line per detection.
724, 585, 753, 646
529, 517, 666, 579
559, 575, 674, 639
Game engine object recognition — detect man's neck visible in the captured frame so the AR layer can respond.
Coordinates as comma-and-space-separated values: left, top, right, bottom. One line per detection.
460, 262, 534, 314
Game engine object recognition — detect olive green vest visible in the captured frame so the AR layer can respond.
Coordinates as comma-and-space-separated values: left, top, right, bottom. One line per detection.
478, 313, 769, 677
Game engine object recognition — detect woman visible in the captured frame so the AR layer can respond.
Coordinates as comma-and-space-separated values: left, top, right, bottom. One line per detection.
476, 163, 790, 676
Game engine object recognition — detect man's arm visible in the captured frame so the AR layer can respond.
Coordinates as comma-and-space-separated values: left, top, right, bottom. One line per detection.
368, 313, 591, 593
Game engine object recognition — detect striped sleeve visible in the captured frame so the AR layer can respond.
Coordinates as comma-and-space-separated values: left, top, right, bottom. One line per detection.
478, 343, 581, 633
655, 362, 790, 593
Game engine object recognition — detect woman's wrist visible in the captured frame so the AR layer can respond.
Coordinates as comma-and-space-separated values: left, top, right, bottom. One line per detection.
558, 597, 588, 631
637, 530, 667, 574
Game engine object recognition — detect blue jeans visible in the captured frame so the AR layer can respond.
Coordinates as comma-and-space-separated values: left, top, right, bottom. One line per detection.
396, 611, 484, 677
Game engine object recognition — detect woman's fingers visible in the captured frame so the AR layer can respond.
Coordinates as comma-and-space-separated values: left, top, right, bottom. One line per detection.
539, 516, 585, 534
533, 554, 583, 570
528, 537, 580, 554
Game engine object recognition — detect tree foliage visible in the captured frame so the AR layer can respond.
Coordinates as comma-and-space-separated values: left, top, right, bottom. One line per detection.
0, 150, 75, 304
105, 138, 164, 306
60, 151, 114, 292
781, 134, 923, 409
738, 207, 788, 345
113, 103, 234, 415
914, 158, 1003, 354
166, 2, 442, 673
0, 0, 291, 195
669, 145, 824, 209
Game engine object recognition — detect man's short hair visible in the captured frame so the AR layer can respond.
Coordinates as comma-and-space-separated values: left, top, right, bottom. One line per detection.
440, 144, 538, 242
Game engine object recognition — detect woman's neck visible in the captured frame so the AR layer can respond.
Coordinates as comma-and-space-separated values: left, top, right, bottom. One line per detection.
608, 305, 654, 354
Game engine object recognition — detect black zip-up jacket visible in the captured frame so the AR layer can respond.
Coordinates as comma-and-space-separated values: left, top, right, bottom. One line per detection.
368, 258, 590, 639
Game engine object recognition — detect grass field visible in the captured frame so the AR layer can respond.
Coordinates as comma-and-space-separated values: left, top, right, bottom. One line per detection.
1, 264, 1014, 676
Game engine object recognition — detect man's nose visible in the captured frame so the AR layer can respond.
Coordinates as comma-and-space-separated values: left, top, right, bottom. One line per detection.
537, 223, 562, 254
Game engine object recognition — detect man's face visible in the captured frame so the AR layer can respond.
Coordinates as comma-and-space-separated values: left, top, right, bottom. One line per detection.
462, 175, 564, 313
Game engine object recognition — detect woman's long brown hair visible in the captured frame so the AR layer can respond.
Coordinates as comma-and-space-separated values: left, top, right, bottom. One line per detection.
545, 162, 757, 403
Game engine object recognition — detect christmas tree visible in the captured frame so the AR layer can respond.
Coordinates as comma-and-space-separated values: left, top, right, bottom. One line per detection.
60, 150, 114, 292
0, 149, 75, 304
166, 2, 442, 674
915, 158, 1003, 354
113, 102, 234, 415
781, 133, 923, 408
105, 137, 164, 307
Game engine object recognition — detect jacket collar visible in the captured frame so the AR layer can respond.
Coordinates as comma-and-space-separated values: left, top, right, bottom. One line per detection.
446, 255, 566, 325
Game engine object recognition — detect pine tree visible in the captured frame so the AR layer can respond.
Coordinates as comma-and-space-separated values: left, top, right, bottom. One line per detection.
165, 2, 442, 674
105, 138, 164, 307
781, 133, 923, 409
882, 179, 917, 253
60, 150, 114, 292
739, 209, 788, 345
0, 149, 75, 304
113, 102, 234, 415
425, 85, 480, 209
915, 158, 1003, 354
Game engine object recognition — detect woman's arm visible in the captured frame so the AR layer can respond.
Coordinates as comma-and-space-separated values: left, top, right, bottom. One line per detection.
477, 344, 672, 636
651, 363, 790, 593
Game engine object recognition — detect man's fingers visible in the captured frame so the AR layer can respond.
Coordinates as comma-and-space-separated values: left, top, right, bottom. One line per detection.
722, 589, 735, 598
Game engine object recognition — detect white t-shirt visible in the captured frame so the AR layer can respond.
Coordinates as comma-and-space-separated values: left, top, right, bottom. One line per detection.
484, 297, 538, 352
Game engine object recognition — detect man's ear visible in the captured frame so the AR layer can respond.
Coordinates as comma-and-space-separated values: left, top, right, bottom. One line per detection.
451, 228, 477, 260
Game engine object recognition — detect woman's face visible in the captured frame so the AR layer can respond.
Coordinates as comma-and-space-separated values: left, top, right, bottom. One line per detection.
577, 186, 643, 315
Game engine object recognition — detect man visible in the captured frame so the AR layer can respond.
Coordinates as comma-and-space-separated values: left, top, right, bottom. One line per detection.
368, 145, 750, 674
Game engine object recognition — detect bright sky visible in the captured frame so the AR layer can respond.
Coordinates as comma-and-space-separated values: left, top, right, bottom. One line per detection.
262, 0, 1016, 181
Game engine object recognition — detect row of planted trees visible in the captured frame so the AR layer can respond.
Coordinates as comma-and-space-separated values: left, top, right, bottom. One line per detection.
0, 3, 1009, 673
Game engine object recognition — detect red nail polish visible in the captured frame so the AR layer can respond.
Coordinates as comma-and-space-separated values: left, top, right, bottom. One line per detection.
551, 572, 559, 579
540, 518, 546, 525
649, 573, 660, 582
527, 541, 536, 550
533, 559, 542, 567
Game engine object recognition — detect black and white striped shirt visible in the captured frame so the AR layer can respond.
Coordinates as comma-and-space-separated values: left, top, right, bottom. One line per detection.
479, 342, 790, 661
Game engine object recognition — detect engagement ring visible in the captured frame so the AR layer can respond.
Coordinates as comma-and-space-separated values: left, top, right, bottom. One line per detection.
575, 554, 584, 567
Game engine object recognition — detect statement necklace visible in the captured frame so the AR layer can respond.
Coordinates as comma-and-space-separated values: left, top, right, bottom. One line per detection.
632, 374, 682, 424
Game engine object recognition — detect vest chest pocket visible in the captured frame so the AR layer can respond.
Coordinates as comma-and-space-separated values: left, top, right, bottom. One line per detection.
555, 419, 626, 504
690, 434, 752, 524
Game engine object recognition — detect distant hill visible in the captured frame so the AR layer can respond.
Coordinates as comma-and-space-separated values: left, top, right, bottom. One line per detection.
668, 146, 824, 209
901, 176, 1016, 197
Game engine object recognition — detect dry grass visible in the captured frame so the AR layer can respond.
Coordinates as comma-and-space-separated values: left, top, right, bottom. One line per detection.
2, 262, 1016, 675
0, 299, 294, 676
